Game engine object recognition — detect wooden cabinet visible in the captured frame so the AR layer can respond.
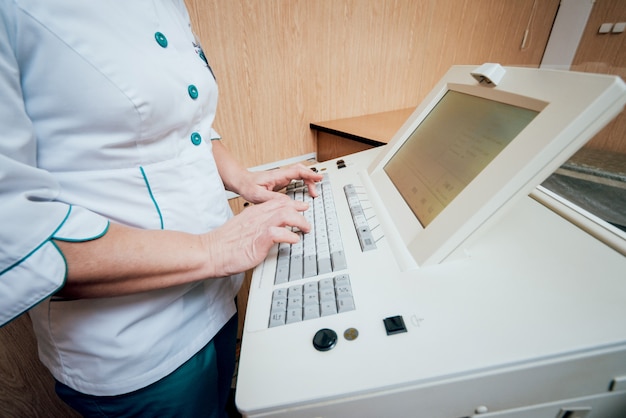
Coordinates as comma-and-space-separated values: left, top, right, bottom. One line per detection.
312, 108, 414, 161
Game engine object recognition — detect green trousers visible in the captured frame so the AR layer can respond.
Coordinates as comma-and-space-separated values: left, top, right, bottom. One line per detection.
55, 313, 238, 418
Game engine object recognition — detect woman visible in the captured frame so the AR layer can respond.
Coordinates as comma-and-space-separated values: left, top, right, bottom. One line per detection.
0, 1, 321, 416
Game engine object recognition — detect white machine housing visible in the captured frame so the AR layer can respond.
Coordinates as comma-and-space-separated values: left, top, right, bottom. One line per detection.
235, 66, 626, 418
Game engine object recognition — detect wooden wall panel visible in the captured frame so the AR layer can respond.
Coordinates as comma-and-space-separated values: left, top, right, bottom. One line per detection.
571, 0, 626, 154
186, 0, 560, 168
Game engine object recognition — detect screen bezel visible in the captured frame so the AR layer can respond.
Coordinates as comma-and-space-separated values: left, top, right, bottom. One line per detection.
366, 66, 625, 266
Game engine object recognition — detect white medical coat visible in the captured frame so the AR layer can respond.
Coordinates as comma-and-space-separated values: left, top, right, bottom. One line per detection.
0, 0, 242, 396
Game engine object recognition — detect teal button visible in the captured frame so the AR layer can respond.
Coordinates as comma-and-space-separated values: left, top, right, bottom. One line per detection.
190, 132, 202, 146
198, 50, 208, 65
188, 85, 199, 99
154, 32, 168, 48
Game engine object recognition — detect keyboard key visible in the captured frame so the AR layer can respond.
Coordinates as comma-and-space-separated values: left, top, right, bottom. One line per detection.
317, 257, 332, 275
273, 288, 288, 299
275, 243, 291, 284
275, 260, 290, 284
289, 254, 303, 280
303, 281, 318, 294
335, 285, 352, 299
334, 274, 350, 287
303, 292, 319, 306
320, 301, 337, 316
288, 295, 303, 309
271, 298, 287, 311
288, 284, 303, 295
286, 307, 303, 324
331, 250, 347, 271
319, 278, 334, 290
269, 311, 286, 327
319, 288, 336, 303
337, 296, 356, 313
303, 304, 320, 320
303, 254, 317, 278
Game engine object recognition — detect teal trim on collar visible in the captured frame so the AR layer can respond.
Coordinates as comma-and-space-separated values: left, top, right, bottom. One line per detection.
140, 166, 164, 229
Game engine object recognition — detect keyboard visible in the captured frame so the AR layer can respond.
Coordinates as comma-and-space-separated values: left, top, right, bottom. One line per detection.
274, 175, 347, 284
268, 175, 355, 327
269, 275, 355, 327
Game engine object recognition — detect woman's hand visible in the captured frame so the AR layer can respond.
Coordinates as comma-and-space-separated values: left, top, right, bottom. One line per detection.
200, 196, 311, 276
211, 140, 323, 203
237, 164, 324, 204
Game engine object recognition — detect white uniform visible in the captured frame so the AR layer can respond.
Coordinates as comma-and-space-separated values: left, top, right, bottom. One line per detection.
0, 0, 242, 396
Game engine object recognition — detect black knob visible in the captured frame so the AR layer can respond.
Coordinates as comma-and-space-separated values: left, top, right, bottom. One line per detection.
312, 328, 338, 352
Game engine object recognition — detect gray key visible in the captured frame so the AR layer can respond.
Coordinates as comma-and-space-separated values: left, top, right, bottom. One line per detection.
357, 227, 377, 251
320, 301, 337, 316
317, 257, 332, 274
303, 292, 319, 306
319, 288, 336, 303
334, 274, 350, 287
286, 307, 303, 324
289, 254, 303, 280
335, 285, 352, 299
275, 259, 290, 284
303, 254, 317, 278
273, 288, 288, 299
331, 250, 347, 271
271, 298, 287, 311
319, 278, 334, 289
337, 296, 356, 313
288, 295, 303, 308
303, 304, 320, 320
269, 311, 286, 327
303, 282, 318, 295
275, 244, 291, 284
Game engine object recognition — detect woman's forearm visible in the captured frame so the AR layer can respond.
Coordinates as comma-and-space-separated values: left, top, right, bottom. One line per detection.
54, 222, 213, 298
54, 196, 312, 299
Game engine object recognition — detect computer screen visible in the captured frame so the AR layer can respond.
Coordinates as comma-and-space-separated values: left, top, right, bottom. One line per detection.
384, 90, 539, 227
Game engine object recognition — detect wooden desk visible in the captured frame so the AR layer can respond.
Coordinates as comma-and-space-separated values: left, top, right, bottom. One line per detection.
311, 107, 414, 161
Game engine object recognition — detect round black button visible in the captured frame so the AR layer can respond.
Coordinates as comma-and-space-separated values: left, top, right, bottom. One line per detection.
313, 328, 337, 352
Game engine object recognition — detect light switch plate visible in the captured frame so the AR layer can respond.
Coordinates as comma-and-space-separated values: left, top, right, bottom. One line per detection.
599, 23, 614, 33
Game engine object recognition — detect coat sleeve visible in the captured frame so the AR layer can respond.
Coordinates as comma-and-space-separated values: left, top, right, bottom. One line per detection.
0, 3, 109, 326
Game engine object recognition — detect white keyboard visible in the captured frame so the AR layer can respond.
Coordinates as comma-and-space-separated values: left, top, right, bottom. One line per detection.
268, 175, 355, 328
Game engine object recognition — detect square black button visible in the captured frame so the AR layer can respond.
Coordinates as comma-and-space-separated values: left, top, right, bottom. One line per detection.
383, 315, 407, 335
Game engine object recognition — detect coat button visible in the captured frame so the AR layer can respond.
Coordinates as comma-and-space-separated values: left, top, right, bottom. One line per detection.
198, 49, 208, 64
190, 132, 202, 146
188, 85, 199, 99
154, 32, 168, 48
